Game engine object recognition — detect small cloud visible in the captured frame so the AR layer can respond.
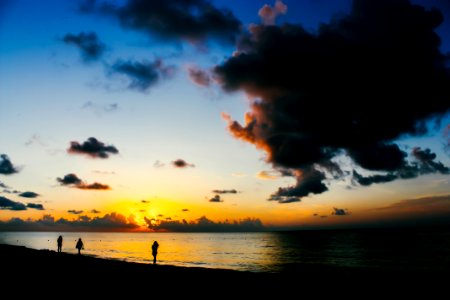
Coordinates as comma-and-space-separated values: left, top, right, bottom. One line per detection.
268, 195, 300, 204
187, 66, 211, 87
68, 137, 119, 159
212, 189, 238, 194
209, 195, 223, 203
77, 182, 110, 190
172, 159, 195, 168
0, 154, 19, 175
258, 0, 288, 25
0, 181, 9, 189
57, 173, 82, 185
25, 134, 47, 147
62, 32, 106, 62
68, 210, 84, 215
332, 207, 349, 216
182, 209, 189, 212
157, 214, 164, 217
57, 173, 111, 190
19, 191, 40, 198
92, 170, 116, 175
256, 170, 278, 180
82, 101, 119, 114
27, 203, 44, 210
90, 209, 101, 214
108, 59, 176, 92
141, 200, 150, 204
0, 196, 26, 211
153, 160, 165, 168
232, 173, 247, 178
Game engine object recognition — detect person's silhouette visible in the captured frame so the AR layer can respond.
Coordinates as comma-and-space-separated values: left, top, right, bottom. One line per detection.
152, 241, 159, 264
76, 238, 84, 255
57, 235, 63, 253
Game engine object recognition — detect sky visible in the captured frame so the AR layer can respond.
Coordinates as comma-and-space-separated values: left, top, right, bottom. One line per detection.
0, 0, 449, 232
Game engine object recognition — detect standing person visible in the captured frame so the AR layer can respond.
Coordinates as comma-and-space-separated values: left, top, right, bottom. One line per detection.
76, 238, 84, 255
57, 235, 63, 253
152, 241, 159, 264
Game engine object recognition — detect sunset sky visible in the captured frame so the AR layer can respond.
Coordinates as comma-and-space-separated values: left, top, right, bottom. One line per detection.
1, 0, 449, 231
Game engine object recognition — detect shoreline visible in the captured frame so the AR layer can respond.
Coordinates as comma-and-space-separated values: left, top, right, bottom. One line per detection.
1, 243, 448, 295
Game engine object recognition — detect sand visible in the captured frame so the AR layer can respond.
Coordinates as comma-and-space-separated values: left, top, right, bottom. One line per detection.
0, 243, 447, 296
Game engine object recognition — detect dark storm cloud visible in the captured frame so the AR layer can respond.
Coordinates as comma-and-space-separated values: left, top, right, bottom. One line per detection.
109, 59, 175, 92
81, 0, 241, 45
212, 189, 238, 194
27, 203, 44, 210
68, 210, 84, 215
146, 216, 265, 232
332, 208, 349, 216
172, 159, 195, 168
62, 32, 106, 62
68, 137, 119, 159
0, 196, 26, 211
187, 66, 211, 87
0, 154, 18, 175
209, 195, 223, 202
57, 173, 82, 185
19, 191, 39, 198
0, 213, 140, 232
353, 147, 449, 186
57, 173, 111, 190
215, 0, 450, 202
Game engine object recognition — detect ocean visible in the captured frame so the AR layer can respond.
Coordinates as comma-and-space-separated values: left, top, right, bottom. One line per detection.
1, 227, 449, 272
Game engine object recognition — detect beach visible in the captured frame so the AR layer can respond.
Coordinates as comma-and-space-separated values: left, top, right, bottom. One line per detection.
1, 243, 448, 296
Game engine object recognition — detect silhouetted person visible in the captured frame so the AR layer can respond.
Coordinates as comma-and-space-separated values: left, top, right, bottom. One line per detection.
57, 235, 63, 253
152, 241, 159, 264
76, 238, 84, 255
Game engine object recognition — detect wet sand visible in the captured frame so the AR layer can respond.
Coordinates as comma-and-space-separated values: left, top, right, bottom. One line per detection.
1, 243, 447, 296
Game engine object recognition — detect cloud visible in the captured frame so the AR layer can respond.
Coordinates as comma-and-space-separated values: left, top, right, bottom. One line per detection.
27, 203, 44, 210
258, 0, 287, 25
0, 196, 26, 211
256, 170, 278, 180
378, 194, 450, 212
18, 191, 40, 198
353, 148, 449, 186
57, 173, 82, 185
215, 0, 450, 203
90, 209, 101, 214
92, 170, 116, 175
172, 159, 195, 168
108, 58, 176, 92
182, 208, 189, 212
62, 31, 106, 62
141, 200, 150, 204
0, 154, 19, 175
81, 0, 241, 45
146, 216, 265, 232
68, 137, 119, 159
153, 160, 165, 168
332, 208, 349, 216
57, 173, 111, 190
82, 101, 119, 114
68, 210, 84, 215
209, 195, 223, 202
0, 212, 140, 232
187, 66, 211, 87
0, 181, 9, 189
212, 189, 238, 194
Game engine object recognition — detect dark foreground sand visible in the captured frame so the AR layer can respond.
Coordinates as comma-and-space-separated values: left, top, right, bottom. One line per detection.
1, 244, 447, 296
